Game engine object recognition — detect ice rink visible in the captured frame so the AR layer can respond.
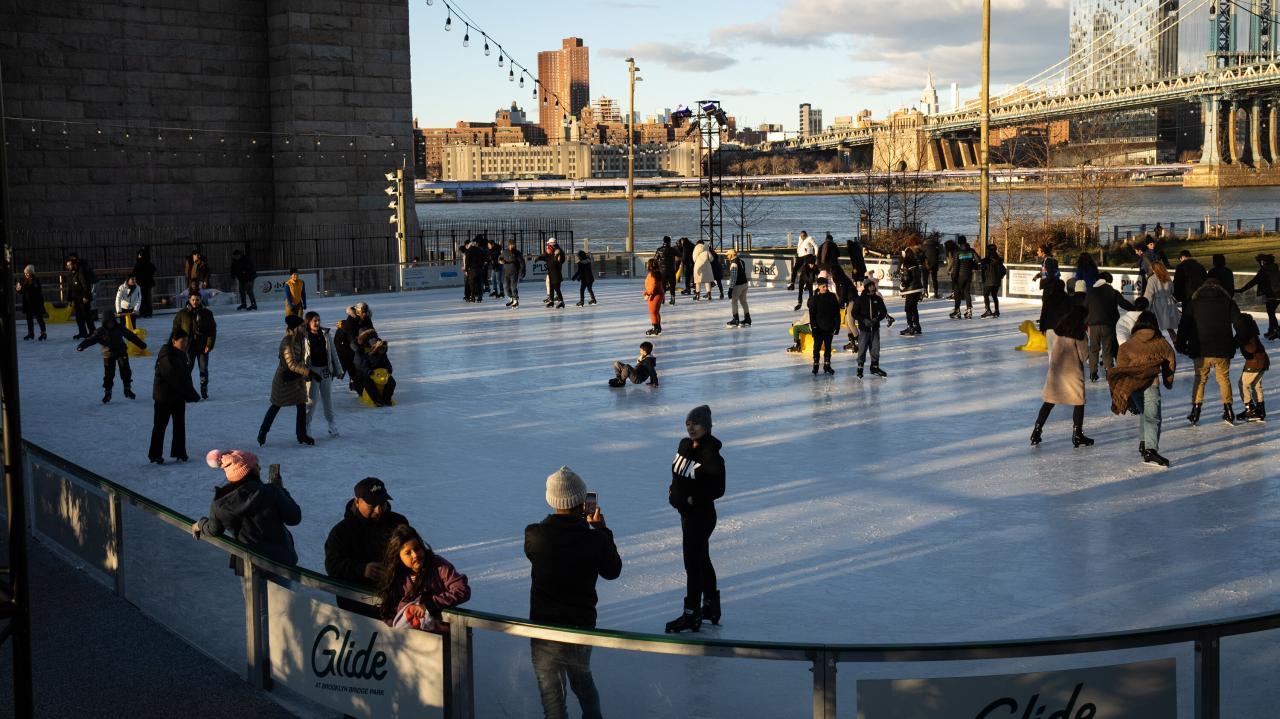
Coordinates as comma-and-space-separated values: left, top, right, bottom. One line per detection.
18, 279, 1280, 716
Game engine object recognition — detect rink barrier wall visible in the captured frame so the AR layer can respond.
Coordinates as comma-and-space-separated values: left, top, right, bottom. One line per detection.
20, 439, 1280, 717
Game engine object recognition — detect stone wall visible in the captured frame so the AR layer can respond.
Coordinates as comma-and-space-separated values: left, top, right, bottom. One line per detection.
1, 0, 416, 251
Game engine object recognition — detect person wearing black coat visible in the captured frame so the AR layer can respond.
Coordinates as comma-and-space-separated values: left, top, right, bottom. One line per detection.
172, 292, 218, 399
487, 238, 503, 297
852, 281, 893, 377
658, 236, 679, 304
16, 265, 47, 340
817, 233, 840, 269
793, 255, 817, 311
1182, 278, 1240, 424
949, 237, 977, 319
922, 236, 942, 298
1237, 253, 1280, 339
572, 250, 597, 306
979, 245, 1007, 318
846, 238, 868, 284
898, 242, 926, 335
677, 237, 695, 295
230, 248, 258, 311
1207, 254, 1234, 295
333, 306, 361, 385
536, 238, 567, 308
1039, 279, 1071, 349
65, 256, 97, 339
1084, 273, 1135, 381
149, 330, 201, 464
666, 405, 725, 633
184, 251, 210, 289
526, 466, 621, 718
324, 478, 410, 617
1172, 251, 1207, 304
462, 236, 489, 303
194, 449, 301, 567
708, 245, 725, 299
77, 313, 147, 403
807, 281, 841, 375
132, 246, 157, 318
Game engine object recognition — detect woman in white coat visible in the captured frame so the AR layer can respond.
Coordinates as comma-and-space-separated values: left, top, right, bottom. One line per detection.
1142, 261, 1180, 345
692, 240, 715, 300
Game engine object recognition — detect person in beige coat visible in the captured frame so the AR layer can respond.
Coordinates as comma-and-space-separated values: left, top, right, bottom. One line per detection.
1031, 306, 1094, 447
692, 241, 715, 300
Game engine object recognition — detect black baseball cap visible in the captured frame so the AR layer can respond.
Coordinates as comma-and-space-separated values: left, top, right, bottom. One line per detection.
354, 477, 393, 504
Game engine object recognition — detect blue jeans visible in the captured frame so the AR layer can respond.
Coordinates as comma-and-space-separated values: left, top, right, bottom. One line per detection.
1141, 382, 1162, 450
530, 639, 602, 719
187, 349, 209, 386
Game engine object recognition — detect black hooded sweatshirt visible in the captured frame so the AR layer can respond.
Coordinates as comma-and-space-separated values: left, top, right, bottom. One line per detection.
668, 434, 726, 515
77, 318, 145, 359
199, 478, 302, 565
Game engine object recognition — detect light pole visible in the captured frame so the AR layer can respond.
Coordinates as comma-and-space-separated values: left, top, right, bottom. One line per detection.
626, 58, 640, 254
978, 0, 991, 257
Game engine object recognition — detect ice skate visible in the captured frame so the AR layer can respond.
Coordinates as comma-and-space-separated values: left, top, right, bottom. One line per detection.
726, 316, 740, 327
812, 362, 819, 375
1240, 403, 1256, 422
793, 303, 802, 312
22, 333, 33, 341
1090, 372, 1099, 383
608, 378, 625, 387
123, 385, 136, 400
38, 332, 46, 341
786, 283, 795, 291
993, 311, 1001, 318
505, 299, 514, 307
298, 435, 315, 446
511, 299, 519, 308
948, 310, 961, 319
173, 455, 189, 463
823, 364, 835, 375
1222, 404, 1236, 425
1187, 403, 1202, 425
980, 309, 993, 318
257, 430, 267, 447
575, 300, 584, 307
668, 298, 675, 306
645, 325, 660, 336
1266, 328, 1279, 340
702, 591, 721, 625
102, 388, 112, 404
1252, 402, 1267, 422
200, 383, 209, 400
741, 314, 751, 326
1142, 449, 1171, 467
664, 606, 702, 634
248, 304, 257, 311
149, 456, 164, 465
236, 304, 246, 311
856, 365, 864, 379
328, 426, 340, 437
869, 365, 887, 378
963, 308, 973, 320
1030, 423, 1043, 446
589, 298, 597, 305
1071, 425, 1094, 447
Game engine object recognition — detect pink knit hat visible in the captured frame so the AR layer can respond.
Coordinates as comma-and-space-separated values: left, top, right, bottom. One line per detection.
205, 449, 260, 483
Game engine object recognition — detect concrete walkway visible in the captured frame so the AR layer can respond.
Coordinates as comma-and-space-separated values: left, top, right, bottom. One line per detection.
0, 540, 298, 718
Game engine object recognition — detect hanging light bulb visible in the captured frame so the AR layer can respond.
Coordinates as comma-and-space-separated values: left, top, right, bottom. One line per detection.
498, 53, 503, 67
445, 10, 452, 30
424, 0, 432, 4
519, 75, 525, 88
532, 85, 538, 99
483, 37, 490, 56
463, 25, 469, 47
509, 69, 514, 82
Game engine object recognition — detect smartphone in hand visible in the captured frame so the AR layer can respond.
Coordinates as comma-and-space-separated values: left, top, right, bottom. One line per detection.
268, 464, 282, 487
584, 491, 598, 516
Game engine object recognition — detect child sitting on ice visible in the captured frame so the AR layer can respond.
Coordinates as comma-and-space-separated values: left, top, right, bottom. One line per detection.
609, 341, 659, 387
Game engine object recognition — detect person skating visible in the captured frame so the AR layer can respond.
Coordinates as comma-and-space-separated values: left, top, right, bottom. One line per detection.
1039, 279, 1070, 353
1085, 272, 1135, 382
1070, 252, 1099, 299
184, 250, 210, 290
1031, 306, 1093, 447
114, 275, 141, 330
709, 244, 725, 299
354, 331, 397, 406
1172, 250, 1208, 305
16, 265, 47, 341
525, 466, 622, 718
302, 311, 341, 438
230, 248, 258, 311
1236, 254, 1280, 340
792, 255, 816, 311
501, 242, 526, 308
333, 306, 361, 389
325, 477, 411, 617
852, 278, 893, 378
949, 237, 977, 319
284, 268, 307, 318
1208, 254, 1235, 295
666, 406, 725, 633
537, 238, 567, 309
487, 237, 503, 298
787, 230, 817, 291
1179, 277, 1239, 425
462, 236, 487, 302
77, 312, 147, 403
377, 525, 471, 632
692, 240, 715, 300
65, 255, 97, 339
148, 329, 201, 464
846, 237, 868, 285
1108, 312, 1177, 467
572, 250, 597, 306
132, 246, 157, 318
922, 234, 941, 298
1236, 311, 1270, 422
816, 232, 840, 270
658, 236, 679, 305
258, 315, 314, 446
678, 236, 695, 296
1143, 261, 1180, 345
644, 259, 663, 336
172, 291, 217, 399
1032, 244, 1060, 297
725, 249, 751, 327
192, 449, 301, 566
609, 341, 659, 387
979, 244, 1006, 318
807, 279, 841, 375
898, 237, 925, 335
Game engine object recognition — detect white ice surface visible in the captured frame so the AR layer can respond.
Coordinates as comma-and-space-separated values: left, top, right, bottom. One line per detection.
18, 282, 1280, 716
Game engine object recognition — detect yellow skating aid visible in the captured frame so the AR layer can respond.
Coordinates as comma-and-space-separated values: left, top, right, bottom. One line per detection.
360, 368, 396, 407
128, 326, 151, 358
44, 302, 73, 324
788, 310, 846, 354
1016, 320, 1047, 353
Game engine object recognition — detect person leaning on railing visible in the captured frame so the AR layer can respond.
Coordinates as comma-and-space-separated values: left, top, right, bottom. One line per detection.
191, 449, 301, 571
377, 525, 470, 633
324, 477, 409, 618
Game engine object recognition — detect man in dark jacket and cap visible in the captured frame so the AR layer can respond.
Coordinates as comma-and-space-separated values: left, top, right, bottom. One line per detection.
665, 405, 725, 634
149, 329, 201, 464
1183, 278, 1240, 425
1085, 272, 1135, 382
1172, 250, 1207, 305
463, 235, 489, 303
324, 477, 409, 617
807, 279, 841, 375
525, 465, 621, 719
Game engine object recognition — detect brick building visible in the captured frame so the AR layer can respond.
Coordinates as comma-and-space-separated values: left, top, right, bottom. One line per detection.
537, 37, 590, 144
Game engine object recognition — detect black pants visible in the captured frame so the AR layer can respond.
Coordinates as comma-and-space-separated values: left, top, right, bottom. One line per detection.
103, 356, 132, 390
1267, 298, 1279, 333
952, 277, 972, 310
140, 285, 153, 317
260, 403, 306, 441
465, 272, 484, 301
680, 510, 717, 608
25, 313, 46, 337
926, 267, 939, 296
1036, 402, 1085, 427
811, 329, 834, 365
796, 280, 812, 305
905, 293, 921, 327
682, 264, 693, 292
149, 402, 187, 460
790, 254, 815, 284
662, 273, 676, 301
548, 280, 564, 304
983, 285, 1000, 314
237, 279, 257, 308
579, 281, 596, 303
73, 300, 96, 337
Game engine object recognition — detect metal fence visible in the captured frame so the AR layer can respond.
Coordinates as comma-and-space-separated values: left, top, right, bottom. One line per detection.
1111, 217, 1280, 243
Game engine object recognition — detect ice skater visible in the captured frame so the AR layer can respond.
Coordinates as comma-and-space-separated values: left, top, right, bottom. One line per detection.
172, 291, 217, 400
501, 242, 526, 308
666, 405, 725, 633
257, 315, 315, 447
851, 278, 893, 378
1143, 261, 1180, 345
787, 230, 817, 291
692, 240, 715, 300
1085, 272, 1134, 382
284, 268, 307, 318
1235, 311, 1269, 422
1108, 312, 1176, 467
572, 250, 597, 306
114, 275, 141, 329
644, 259, 663, 336
897, 237, 925, 336
77, 312, 147, 403
65, 254, 97, 339
979, 245, 1006, 318
302, 311, 341, 439
537, 238, 566, 309
949, 236, 977, 319
1180, 277, 1238, 425
792, 255, 816, 311
724, 249, 751, 327
1236, 254, 1280, 340
1031, 306, 1094, 447
658, 236, 679, 305
149, 329, 201, 464
609, 341, 659, 387
807, 278, 841, 375
16, 264, 47, 341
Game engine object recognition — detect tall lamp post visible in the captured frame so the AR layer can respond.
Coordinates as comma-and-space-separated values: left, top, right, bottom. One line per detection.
626, 58, 641, 255
979, 0, 991, 256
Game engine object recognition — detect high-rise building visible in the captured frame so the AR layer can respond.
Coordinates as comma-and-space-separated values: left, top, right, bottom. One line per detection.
920, 72, 940, 116
590, 96, 621, 124
798, 103, 823, 138
500, 101, 527, 125
1067, 0, 1179, 92
538, 37, 591, 144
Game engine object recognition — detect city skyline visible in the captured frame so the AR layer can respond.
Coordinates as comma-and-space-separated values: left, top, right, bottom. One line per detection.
408, 0, 1073, 132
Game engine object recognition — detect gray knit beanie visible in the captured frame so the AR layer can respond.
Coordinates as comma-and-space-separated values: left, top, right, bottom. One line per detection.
545, 466, 587, 510
686, 405, 712, 429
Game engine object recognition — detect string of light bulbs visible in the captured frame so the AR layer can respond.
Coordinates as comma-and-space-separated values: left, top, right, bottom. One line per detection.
424, 0, 564, 111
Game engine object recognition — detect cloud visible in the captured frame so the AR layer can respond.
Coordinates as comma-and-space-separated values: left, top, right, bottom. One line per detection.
601, 42, 738, 72
846, 38, 1065, 96
710, 87, 762, 97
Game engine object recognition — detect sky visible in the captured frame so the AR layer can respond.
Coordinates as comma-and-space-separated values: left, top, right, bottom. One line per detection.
408, 0, 1072, 133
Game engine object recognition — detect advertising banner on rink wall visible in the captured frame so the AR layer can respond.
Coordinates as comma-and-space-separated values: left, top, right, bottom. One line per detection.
402, 264, 462, 290
257, 272, 321, 300
267, 582, 444, 718
856, 658, 1176, 719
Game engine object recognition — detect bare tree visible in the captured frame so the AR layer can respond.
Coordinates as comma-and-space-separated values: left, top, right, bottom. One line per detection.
727, 166, 775, 250
1055, 122, 1124, 251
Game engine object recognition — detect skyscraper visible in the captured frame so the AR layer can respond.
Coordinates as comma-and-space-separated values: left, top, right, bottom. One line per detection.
1067, 0, 1179, 92
798, 103, 823, 138
538, 37, 590, 144
920, 72, 939, 116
